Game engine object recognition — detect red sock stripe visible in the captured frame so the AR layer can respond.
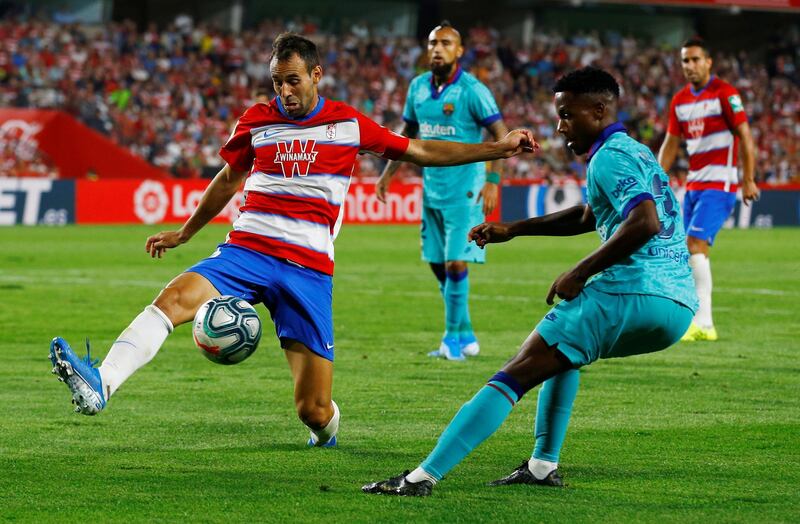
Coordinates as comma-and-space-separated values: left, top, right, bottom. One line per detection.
487, 383, 515, 407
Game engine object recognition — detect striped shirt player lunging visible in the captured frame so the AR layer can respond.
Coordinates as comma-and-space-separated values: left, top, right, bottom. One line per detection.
658, 37, 760, 342
48, 34, 536, 447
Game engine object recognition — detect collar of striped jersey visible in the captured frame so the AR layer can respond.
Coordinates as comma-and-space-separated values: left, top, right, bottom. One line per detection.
429, 65, 463, 100
586, 121, 627, 162
690, 75, 716, 96
274, 95, 326, 121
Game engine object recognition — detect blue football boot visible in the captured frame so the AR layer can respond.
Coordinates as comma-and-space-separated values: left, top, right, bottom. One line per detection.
49, 337, 106, 415
427, 335, 465, 361
307, 435, 338, 448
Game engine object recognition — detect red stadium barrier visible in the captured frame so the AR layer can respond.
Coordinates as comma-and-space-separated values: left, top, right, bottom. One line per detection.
76, 179, 241, 224
74, 179, 491, 225
0, 109, 170, 180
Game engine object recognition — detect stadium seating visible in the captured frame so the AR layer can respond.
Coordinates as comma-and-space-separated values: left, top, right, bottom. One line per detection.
0, 18, 797, 182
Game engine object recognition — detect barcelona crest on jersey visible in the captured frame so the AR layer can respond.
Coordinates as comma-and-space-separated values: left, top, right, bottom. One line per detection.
442, 103, 455, 116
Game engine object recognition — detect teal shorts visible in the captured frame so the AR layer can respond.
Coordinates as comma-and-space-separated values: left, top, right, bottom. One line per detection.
421, 204, 486, 263
535, 285, 694, 367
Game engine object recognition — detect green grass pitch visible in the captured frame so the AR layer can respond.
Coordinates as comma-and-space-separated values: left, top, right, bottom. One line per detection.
1, 225, 798, 522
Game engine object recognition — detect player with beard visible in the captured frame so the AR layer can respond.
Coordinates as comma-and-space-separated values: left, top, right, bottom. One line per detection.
363, 67, 697, 496
658, 37, 759, 342
376, 22, 508, 361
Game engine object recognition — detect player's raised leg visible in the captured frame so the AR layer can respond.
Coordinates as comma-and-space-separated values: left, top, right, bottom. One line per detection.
284, 340, 339, 447
50, 271, 219, 414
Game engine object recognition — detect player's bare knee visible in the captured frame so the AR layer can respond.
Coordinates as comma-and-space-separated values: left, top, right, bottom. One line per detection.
152, 286, 189, 326
686, 236, 709, 255
502, 339, 571, 392
445, 260, 467, 274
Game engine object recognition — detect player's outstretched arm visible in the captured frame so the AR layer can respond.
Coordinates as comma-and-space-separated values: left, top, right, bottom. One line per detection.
546, 200, 660, 304
477, 119, 510, 215
399, 129, 537, 167
376, 121, 419, 203
469, 205, 595, 248
145, 164, 248, 258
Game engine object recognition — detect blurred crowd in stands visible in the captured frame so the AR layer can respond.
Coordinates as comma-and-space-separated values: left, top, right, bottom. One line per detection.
0, 15, 797, 182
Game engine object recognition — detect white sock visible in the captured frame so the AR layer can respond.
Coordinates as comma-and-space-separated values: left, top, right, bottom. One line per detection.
406, 467, 438, 484
528, 458, 558, 480
99, 305, 173, 399
309, 400, 340, 445
689, 254, 713, 328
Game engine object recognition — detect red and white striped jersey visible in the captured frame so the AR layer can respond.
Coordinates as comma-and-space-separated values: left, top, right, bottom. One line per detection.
667, 76, 748, 192
219, 97, 409, 275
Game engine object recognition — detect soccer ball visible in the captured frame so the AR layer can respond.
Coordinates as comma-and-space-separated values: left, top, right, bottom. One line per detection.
192, 296, 262, 365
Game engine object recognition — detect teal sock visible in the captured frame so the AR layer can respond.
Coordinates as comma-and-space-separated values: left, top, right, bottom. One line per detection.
421, 380, 519, 480
460, 298, 474, 340
532, 369, 580, 463
444, 270, 468, 339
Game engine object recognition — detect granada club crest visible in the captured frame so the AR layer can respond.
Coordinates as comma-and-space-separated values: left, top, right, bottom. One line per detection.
442, 103, 455, 116
326, 123, 337, 140
274, 139, 319, 178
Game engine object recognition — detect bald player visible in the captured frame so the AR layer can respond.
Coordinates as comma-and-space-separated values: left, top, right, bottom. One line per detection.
376, 21, 508, 361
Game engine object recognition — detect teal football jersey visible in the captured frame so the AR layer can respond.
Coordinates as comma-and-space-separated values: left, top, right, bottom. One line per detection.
585, 123, 698, 311
403, 67, 501, 208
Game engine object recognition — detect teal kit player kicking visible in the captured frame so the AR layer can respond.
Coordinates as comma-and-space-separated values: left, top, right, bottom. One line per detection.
377, 22, 508, 361
363, 67, 698, 496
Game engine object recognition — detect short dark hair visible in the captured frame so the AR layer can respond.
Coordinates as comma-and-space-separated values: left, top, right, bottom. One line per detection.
270, 33, 320, 72
682, 36, 710, 57
552, 67, 620, 99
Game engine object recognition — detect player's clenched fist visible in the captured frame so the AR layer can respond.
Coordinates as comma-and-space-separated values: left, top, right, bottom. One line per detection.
145, 230, 186, 258
497, 129, 539, 157
469, 222, 514, 248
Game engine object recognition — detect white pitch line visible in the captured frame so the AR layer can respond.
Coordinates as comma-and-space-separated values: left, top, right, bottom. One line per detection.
715, 287, 798, 297
0, 274, 165, 288
1, 273, 796, 300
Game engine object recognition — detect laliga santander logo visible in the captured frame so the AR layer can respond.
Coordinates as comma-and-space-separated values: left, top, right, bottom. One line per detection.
345, 184, 422, 223
134, 180, 243, 224
134, 181, 169, 224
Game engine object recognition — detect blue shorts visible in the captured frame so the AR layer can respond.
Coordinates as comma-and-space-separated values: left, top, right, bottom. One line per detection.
683, 189, 736, 245
535, 286, 694, 367
421, 204, 486, 263
186, 244, 335, 361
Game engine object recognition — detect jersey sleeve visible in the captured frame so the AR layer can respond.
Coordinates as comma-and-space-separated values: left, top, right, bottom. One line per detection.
666, 95, 682, 136
593, 148, 655, 219
219, 108, 257, 172
402, 79, 418, 125
719, 86, 748, 129
356, 112, 410, 160
468, 81, 502, 127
